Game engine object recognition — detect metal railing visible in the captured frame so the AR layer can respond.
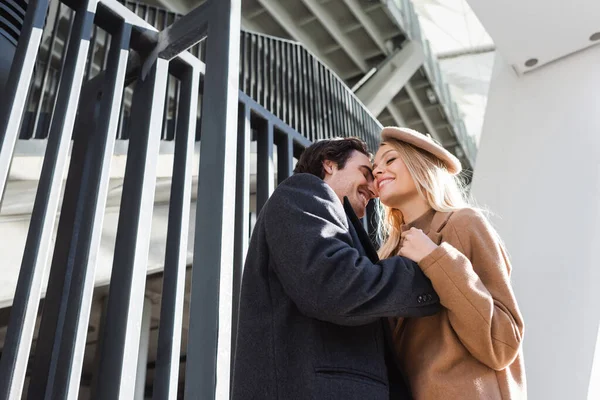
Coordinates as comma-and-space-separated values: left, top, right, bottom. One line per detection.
12, 0, 382, 150
0, 0, 325, 398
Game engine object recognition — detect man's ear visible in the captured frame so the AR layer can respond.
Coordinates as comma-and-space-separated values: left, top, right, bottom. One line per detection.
323, 159, 336, 175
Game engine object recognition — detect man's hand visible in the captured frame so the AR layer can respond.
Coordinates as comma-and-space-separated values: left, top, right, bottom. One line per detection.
399, 227, 438, 263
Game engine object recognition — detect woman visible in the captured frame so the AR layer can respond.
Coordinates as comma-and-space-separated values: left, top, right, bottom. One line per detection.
372, 127, 526, 399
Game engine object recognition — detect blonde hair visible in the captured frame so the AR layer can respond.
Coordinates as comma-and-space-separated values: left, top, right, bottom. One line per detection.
377, 139, 472, 259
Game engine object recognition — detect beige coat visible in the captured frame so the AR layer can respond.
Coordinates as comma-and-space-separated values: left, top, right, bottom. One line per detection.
391, 208, 526, 399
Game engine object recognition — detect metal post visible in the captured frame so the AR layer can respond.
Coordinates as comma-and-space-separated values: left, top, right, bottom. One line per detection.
152, 64, 199, 400
276, 133, 294, 184
0, 0, 50, 203
134, 297, 153, 400
94, 58, 169, 400
27, 20, 131, 400
256, 120, 274, 214
231, 102, 251, 376
0, 0, 97, 397
184, 0, 241, 398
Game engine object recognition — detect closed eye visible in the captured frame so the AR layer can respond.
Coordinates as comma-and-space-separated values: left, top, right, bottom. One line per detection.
386, 157, 396, 165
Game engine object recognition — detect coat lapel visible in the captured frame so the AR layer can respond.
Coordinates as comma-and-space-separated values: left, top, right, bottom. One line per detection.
343, 197, 379, 263
427, 211, 454, 245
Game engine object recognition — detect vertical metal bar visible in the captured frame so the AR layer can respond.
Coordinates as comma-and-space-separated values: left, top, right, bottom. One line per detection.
259, 35, 266, 107
340, 83, 348, 138
265, 37, 270, 111
306, 55, 317, 141
152, 5, 159, 27
274, 39, 281, 119
152, 64, 199, 400
171, 79, 181, 141
343, 86, 351, 138
230, 101, 250, 379
185, 0, 241, 398
89, 295, 108, 396
240, 32, 247, 93
302, 50, 311, 139
327, 73, 337, 139
250, 34, 256, 100
318, 64, 326, 138
256, 120, 274, 214
295, 46, 304, 135
311, 59, 322, 140
162, 75, 171, 140
350, 92, 358, 139
29, 1, 62, 140
331, 76, 342, 138
134, 297, 152, 400
285, 43, 293, 128
0, 0, 97, 397
0, 0, 50, 202
101, 30, 112, 71
322, 64, 333, 138
278, 41, 286, 124
262, 37, 268, 108
255, 35, 262, 105
268, 38, 274, 112
359, 108, 367, 145
277, 133, 294, 184
302, 51, 312, 141
243, 33, 250, 95
351, 92, 359, 142
86, 26, 98, 80
26, 20, 132, 400
292, 44, 300, 132
282, 43, 289, 125
35, 8, 76, 140
94, 58, 169, 400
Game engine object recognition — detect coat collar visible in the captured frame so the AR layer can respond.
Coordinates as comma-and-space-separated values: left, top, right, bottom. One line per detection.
427, 211, 454, 245
342, 197, 379, 263
400, 209, 454, 246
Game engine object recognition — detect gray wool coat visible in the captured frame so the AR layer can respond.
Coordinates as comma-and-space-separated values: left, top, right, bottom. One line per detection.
231, 173, 440, 400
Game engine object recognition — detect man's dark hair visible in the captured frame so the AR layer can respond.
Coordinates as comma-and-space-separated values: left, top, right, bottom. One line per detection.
293, 137, 370, 179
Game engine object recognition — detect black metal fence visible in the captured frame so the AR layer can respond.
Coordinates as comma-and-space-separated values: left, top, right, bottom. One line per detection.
0, 0, 380, 398
12, 0, 382, 150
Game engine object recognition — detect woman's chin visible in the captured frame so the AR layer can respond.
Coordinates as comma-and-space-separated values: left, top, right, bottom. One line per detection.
378, 195, 393, 208
379, 193, 403, 210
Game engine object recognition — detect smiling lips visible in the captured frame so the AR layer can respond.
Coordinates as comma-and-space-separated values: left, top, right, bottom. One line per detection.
377, 177, 394, 191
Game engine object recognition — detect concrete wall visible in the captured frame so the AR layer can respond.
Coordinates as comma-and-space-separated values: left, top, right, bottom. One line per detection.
471, 45, 600, 399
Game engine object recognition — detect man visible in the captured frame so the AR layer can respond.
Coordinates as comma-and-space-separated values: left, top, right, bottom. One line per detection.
232, 138, 439, 400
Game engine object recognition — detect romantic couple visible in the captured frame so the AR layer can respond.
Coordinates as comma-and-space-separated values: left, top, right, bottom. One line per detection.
231, 127, 526, 399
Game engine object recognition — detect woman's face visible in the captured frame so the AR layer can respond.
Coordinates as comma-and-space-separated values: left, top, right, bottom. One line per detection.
372, 143, 419, 208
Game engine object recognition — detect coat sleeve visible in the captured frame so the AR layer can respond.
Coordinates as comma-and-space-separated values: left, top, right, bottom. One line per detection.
264, 174, 440, 326
418, 208, 524, 370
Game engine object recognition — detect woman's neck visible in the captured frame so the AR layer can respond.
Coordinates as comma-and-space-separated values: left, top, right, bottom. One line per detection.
397, 196, 432, 224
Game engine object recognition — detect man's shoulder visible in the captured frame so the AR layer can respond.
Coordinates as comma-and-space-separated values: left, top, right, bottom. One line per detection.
276, 173, 327, 191
264, 173, 347, 227
270, 173, 337, 204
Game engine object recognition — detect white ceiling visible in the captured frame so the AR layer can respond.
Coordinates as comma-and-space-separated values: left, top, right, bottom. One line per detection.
410, 0, 494, 143
465, 0, 600, 74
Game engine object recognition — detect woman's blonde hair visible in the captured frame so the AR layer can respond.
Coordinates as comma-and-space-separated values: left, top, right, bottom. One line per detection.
377, 138, 472, 259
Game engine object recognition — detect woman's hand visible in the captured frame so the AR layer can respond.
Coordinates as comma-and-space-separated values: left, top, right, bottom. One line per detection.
399, 227, 438, 263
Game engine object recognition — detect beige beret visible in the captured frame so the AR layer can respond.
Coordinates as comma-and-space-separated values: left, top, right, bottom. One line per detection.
381, 126, 462, 175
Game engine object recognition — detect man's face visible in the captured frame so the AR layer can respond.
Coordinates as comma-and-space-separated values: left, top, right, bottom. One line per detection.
322, 150, 377, 218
